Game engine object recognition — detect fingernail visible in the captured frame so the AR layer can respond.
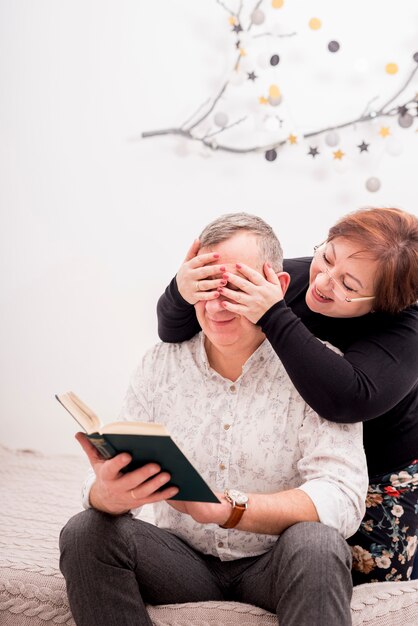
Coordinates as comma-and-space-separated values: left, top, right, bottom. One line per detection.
213, 253, 220, 259
219, 266, 226, 271
217, 287, 223, 293
236, 263, 242, 269
266, 263, 271, 269
220, 280, 227, 286
223, 273, 228, 280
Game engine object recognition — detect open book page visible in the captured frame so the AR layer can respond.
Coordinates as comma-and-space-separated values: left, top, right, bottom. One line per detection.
55, 392, 101, 434
100, 420, 168, 436
56, 391, 168, 437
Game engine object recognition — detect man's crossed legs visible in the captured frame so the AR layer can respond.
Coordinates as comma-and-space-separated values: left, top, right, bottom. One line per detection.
60, 510, 352, 626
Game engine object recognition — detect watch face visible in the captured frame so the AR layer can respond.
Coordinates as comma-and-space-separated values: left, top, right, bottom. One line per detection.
227, 488, 248, 505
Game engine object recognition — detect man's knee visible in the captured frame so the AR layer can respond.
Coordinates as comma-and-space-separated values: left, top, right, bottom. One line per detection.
59, 509, 131, 561
277, 522, 351, 571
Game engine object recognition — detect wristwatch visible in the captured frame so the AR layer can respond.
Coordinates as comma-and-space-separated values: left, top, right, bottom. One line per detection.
219, 488, 249, 529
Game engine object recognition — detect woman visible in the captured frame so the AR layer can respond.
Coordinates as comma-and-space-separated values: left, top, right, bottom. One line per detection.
156, 207, 418, 584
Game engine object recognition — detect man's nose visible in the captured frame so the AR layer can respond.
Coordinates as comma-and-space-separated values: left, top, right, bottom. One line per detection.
206, 294, 226, 313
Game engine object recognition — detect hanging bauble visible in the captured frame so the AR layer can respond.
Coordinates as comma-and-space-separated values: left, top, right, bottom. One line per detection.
385, 63, 398, 75
268, 85, 282, 106
265, 149, 277, 161
413, 52, 418, 63
268, 95, 282, 106
270, 54, 280, 66
328, 41, 340, 53
309, 18, 322, 30
398, 113, 414, 128
251, 9, 265, 25
365, 177, 381, 192
325, 131, 340, 147
214, 112, 229, 127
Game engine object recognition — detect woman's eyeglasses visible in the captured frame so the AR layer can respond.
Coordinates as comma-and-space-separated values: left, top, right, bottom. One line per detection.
313, 244, 375, 303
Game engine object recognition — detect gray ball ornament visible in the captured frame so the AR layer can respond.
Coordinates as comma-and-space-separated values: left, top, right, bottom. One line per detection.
268, 95, 282, 107
325, 131, 340, 147
251, 10, 265, 25
365, 177, 381, 192
398, 113, 414, 128
328, 40, 340, 53
214, 112, 229, 128
265, 149, 277, 162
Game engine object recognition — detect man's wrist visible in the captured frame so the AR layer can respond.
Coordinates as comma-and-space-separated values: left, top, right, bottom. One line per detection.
218, 489, 249, 529
217, 496, 233, 526
82, 472, 97, 510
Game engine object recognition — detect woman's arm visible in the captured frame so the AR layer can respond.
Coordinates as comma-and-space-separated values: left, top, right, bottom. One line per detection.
157, 277, 201, 342
259, 300, 418, 423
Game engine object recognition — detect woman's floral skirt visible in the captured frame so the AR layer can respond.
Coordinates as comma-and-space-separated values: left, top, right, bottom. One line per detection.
347, 459, 418, 584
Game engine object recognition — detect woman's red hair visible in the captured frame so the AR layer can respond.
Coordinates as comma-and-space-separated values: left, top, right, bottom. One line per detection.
327, 207, 418, 314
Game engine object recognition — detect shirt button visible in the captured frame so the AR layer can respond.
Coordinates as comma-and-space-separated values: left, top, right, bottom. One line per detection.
260, 356, 264, 361
218, 541, 224, 548
230, 385, 236, 393
219, 463, 226, 470
223, 424, 231, 430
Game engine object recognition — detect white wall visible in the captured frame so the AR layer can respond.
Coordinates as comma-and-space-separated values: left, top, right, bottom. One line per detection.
1, 0, 417, 455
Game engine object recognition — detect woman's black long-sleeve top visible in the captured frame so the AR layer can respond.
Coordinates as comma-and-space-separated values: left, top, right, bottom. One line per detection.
156, 258, 418, 478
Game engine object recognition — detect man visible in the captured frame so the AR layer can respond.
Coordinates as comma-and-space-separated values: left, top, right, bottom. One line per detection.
60, 213, 368, 626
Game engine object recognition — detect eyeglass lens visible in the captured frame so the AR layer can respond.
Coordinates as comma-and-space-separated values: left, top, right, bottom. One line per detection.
314, 247, 350, 301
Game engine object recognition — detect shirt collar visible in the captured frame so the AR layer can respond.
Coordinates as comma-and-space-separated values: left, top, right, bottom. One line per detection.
196, 332, 273, 379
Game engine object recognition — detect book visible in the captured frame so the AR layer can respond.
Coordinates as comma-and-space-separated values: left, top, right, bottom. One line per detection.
56, 391, 220, 503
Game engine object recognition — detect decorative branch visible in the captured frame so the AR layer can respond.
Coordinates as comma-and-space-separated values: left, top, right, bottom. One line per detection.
139, 1, 418, 157
215, 0, 236, 17
181, 98, 211, 130
141, 64, 417, 155
202, 116, 248, 139
252, 31, 297, 39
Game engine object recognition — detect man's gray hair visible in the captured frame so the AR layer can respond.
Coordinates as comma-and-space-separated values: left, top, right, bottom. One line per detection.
199, 212, 284, 272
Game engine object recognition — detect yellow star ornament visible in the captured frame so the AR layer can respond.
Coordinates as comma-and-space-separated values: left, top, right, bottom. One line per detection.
288, 134, 298, 145
333, 150, 345, 160
379, 127, 391, 138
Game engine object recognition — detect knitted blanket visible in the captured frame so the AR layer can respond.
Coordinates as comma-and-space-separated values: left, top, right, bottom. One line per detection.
0, 445, 417, 626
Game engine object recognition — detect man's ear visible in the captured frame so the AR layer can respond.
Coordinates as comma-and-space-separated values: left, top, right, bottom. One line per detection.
277, 272, 291, 297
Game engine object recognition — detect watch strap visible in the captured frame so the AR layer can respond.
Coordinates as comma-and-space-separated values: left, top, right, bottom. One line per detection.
219, 503, 246, 529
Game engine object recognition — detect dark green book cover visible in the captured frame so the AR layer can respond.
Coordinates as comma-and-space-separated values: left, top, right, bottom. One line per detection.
56, 392, 219, 503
